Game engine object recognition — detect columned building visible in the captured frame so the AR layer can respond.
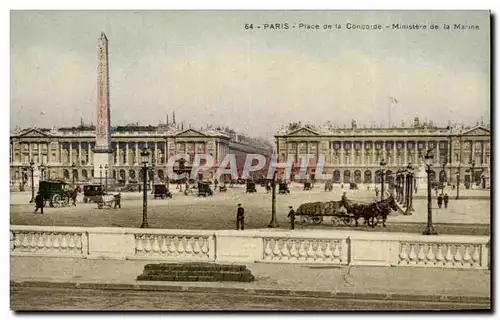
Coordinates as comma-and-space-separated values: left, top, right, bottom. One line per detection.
10, 123, 272, 187
274, 118, 490, 188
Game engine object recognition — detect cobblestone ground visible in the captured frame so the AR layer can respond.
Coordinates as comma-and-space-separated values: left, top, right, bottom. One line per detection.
10, 184, 490, 233
10, 286, 487, 311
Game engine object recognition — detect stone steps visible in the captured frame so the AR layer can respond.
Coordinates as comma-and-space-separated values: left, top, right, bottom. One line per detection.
137, 263, 255, 282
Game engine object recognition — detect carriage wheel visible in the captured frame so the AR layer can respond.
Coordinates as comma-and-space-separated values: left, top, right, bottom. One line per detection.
331, 216, 342, 226
342, 216, 353, 226
299, 216, 308, 224
52, 194, 62, 208
312, 216, 323, 225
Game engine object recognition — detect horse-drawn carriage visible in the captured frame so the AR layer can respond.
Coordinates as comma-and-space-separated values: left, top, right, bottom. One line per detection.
219, 184, 227, 192
83, 184, 105, 203
303, 181, 312, 191
95, 194, 116, 209
278, 182, 290, 194
324, 180, 333, 192
246, 181, 257, 193
296, 195, 398, 228
154, 184, 173, 199
38, 180, 72, 207
349, 182, 358, 190
198, 182, 213, 197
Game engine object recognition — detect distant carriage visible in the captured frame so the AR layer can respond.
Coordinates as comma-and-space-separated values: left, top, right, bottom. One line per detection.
95, 194, 116, 209
154, 184, 173, 199
303, 181, 312, 191
349, 182, 358, 190
246, 181, 257, 193
197, 182, 213, 197
38, 180, 71, 207
324, 180, 333, 192
278, 182, 290, 194
83, 184, 106, 203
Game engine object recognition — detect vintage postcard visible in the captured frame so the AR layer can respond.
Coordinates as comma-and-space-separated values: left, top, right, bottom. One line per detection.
9, 10, 490, 311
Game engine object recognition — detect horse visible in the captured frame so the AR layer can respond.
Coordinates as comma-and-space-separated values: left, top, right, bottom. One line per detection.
65, 185, 81, 206
362, 195, 398, 228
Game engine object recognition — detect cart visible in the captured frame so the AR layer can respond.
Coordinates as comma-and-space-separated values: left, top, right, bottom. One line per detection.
154, 184, 173, 199
295, 201, 357, 226
83, 184, 105, 203
246, 181, 257, 193
303, 181, 312, 191
278, 182, 290, 194
198, 182, 213, 197
95, 194, 116, 209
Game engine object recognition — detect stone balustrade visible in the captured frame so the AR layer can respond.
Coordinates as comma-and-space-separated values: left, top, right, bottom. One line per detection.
10, 226, 490, 270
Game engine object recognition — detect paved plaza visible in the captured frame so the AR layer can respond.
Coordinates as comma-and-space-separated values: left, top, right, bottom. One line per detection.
10, 183, 490, 232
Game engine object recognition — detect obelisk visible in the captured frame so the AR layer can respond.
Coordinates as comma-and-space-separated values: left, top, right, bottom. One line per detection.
93, 32, 114, 184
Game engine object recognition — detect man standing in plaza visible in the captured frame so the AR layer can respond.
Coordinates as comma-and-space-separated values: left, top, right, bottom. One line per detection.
287, 206, 296, 230
34, 192, 44, 214
236, 203, 245, 230
437, 194, 443, 209
443, 193, 449, 209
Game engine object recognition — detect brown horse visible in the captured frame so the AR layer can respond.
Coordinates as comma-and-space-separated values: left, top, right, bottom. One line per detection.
65, 186, 81, 206
342, 195, 398, 228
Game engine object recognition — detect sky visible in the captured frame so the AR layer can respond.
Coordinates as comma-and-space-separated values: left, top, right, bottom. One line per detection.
10, 10, 490, 140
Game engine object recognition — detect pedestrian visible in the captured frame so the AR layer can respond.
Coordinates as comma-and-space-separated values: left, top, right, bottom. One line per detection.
287, 206, 295, 230
443, 193, 449, 209
113, 192, 122, 209
437, 194, 443, 209
236, 203, 245, 230
375, 187, 379, 197
34, 192, 44, 214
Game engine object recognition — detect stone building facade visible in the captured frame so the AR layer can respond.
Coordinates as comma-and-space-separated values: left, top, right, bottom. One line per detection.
10, 124, 272, 187
274, 119, 490, 187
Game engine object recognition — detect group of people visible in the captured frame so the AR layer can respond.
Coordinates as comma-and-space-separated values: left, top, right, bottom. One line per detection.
437, 193, 450, 209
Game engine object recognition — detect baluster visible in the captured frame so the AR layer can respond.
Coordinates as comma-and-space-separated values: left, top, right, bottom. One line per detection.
21, 233, 30, 248
408, 244, 417, 264
315, 241, 325, 261
37, 233, 46, 250
289, 240, 298, 259
151, 237, 161, 254
281, 240, 290, 260
435, 245, 445, 266
426, 244, 435, 266
332, 242, 341, 263
192, 238, 202, 255
143, 236, 152, 253
399, 244, 409, 265
68, 234, 76, 250
29, 233, 38, 249
298, 241, 307, 261
306, 241, 316, 261
201, 238, 209, 255
264, 241, 272, 260
417, 245, 426, 265
454, 245, 463, 266
14, 232, 22, 249
52, 233, 61, 251
272, 240, 282, 260
185, 238, 194, 255
177, 238, 185, 254
472, 245, 481, 267
323, 241, 333, 261
169, 237, 177, 255
60, 234, 69, 251
75, 234, 82, 250
160, 237, 168, 253
463, 245, 472, 267
136, 236, 144, 254
10, 232, 14, 251
445, 245, 454, 267
45, 233, 53, 251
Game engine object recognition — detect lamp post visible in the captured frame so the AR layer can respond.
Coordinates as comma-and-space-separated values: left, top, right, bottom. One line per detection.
396, 170, 401, 202
441, 159, 448, 194
104, 164, 108, 194
39, 163, 46, 181
470, 160, 476, 190
47, 165, 51, 180
151, 157, 156, 192
72, 163, 76, 186
456, 165, 461, 200
401, 169, 407, 206
268, 169, 279, 228
29, 160, 35, 203
380, 159, 386, 201
99, 165, 103, 186
423, 149, 438, 235
405, 163, 414, 215
140, 149, 150, 228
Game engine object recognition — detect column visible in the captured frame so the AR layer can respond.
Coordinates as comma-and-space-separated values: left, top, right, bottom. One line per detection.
414, 142, 418, 166
69, 143, 73, 165
89, 143, 92, 165
135, 142, 139, 164
38, 143, 41, 163
350, 142, 354, 165
116, 142, 120, 165
470, 141, 475, 164
164, 140, 168, 164
404, 142, 408, 165
126, 143, 130, 165
78, 142, 82, 165
154, 142, 158, 163
361, 142, 365, 165
58, 143, 62, 165
340, 142, 344, 165
436, 143, 440, 164
372, 143, 376, 164
392, 142, 396, 166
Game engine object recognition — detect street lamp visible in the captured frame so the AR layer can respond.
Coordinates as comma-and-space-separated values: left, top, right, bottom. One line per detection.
405, 163, 414, 215
47, 165, 51, 180
456, 164, 461, 200
470, 160, 476, 190
423, 149, 438, 235
395, 170, 401, 202
268, 169, 279, 228
29, 160, 35, 203
99, 165, 103, 186
441, 159, 448, 194
104, 164, 108, 194
400, 168, 407, 206
140, 149, 150, 228
39, 163, 46, 181
380, 159, 386, 201
72, 162, 76, 186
